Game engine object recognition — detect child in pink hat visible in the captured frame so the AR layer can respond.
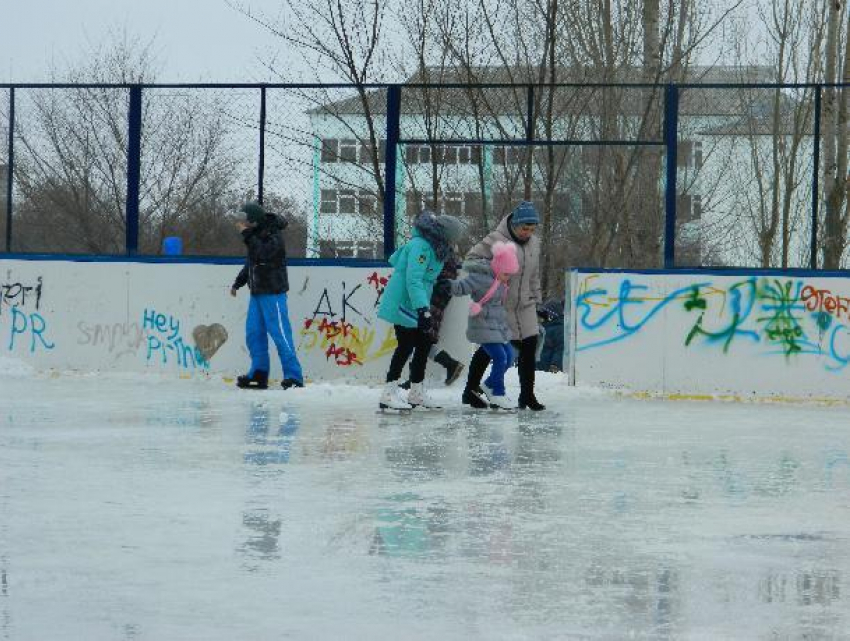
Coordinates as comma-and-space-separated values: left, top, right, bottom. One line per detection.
450, 241, 520, 410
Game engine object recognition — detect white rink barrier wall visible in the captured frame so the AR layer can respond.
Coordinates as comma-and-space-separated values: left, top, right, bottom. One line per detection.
567, 268, 850, 401
0, 258, 476, 382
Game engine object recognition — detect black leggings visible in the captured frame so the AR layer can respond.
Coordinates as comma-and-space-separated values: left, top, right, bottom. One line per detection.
386, 325, 432, 383
466, 334, 538, 399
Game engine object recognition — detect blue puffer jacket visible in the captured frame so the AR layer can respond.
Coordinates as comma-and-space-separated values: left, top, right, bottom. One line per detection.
378, 227, 445, 328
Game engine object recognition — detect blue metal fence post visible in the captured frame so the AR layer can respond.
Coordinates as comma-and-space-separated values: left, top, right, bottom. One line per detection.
525, 85, 535, 141
258, 85, 267, 205
125, 86, 143, 255
384, 84, 401, 258
663, 84, 679, 269
810, 86, 822, 270
5, 87, 13, 253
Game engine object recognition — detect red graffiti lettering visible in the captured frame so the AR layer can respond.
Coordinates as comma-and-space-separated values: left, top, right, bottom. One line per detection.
325, 344, 361, 366
800, 285, 850, 319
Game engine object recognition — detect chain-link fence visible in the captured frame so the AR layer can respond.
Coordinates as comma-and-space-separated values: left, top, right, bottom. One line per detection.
0, 88, 8, 251
0, 82, 841, 293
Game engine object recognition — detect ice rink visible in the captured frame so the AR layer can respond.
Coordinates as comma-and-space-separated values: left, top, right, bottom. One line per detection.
2, 366, 850, 640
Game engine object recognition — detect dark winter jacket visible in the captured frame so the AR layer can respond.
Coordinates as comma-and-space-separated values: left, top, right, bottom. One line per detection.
232, 213, 290, 295
537, 299, 565, 372
423, 254, 460, 343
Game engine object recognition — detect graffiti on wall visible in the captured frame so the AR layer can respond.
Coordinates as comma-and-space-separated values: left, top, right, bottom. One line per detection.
575, 274, 850, 370
77, 321, 145, 359
298, 271, 396, 367
142, 308, 212, 370
77, 318, 226, 364
1, 275, 54, 353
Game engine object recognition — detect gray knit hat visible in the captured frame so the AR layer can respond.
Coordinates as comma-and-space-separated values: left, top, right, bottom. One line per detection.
435, 214, 466, 244
240, 201, 266, 224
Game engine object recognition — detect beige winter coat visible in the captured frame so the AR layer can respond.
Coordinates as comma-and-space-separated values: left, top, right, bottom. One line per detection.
466, 214, 542, 340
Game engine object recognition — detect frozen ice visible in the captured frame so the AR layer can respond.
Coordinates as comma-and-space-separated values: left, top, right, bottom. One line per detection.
1, 371, 850, 639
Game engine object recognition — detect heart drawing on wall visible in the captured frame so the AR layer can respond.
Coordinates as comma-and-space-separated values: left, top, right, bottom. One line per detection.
193, 324, 229, 362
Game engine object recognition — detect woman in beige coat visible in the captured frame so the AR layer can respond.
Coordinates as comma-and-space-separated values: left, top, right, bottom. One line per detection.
461, 201, 546, 411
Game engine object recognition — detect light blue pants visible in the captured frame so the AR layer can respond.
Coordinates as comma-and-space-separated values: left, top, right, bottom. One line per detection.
246, 294, 303, 383
482, 342, 514, 396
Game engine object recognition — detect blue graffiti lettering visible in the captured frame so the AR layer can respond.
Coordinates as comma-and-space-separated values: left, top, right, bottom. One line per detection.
8, 307, 55, 353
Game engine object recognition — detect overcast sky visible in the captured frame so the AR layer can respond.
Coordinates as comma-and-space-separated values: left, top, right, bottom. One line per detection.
0, 0, 298, 83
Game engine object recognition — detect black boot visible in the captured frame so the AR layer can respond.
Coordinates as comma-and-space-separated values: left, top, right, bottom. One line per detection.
462, 386, 489, 409
515, 336, 545, 410
434, 350, 465, 385
465, 347, 490, 390
237, 370, 268, 389
518, 395, 546, 411
281, 378, 304, 390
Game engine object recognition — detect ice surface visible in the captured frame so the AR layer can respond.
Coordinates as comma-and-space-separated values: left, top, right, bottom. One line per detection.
2, 371, 850, 639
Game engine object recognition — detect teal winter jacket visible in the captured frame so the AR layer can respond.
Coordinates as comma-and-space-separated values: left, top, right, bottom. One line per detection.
378, 230, 445, 328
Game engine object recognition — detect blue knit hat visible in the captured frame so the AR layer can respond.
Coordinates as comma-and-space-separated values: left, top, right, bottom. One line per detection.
511, 201, 539, 226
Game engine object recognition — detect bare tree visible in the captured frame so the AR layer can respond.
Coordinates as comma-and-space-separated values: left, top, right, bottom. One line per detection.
821, 0, 850, 268
11, 32, 241, 255
728, 0, 826, 268
227, 0, 394, 256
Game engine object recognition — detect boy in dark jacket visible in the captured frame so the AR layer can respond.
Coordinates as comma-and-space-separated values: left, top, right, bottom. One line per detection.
536, 299, 564, 373
230, 201, 303, 390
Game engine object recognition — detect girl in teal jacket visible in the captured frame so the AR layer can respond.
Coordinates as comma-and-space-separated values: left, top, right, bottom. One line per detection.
378, 212, 465, 410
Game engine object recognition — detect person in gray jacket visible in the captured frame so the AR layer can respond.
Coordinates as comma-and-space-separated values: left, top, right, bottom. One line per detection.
461, 201, 546, 411
451, 241, 520, 410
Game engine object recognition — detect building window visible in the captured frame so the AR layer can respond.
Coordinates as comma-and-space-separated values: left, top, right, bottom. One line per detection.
319, 188, 378, 216
339, 139, 357, 163
320, 189, 338, 214
338, 189, 356, 214
406, 190, 477, 217
402, 144, 482, 165
677, 194, 703, 223
678, 141, 703, 170
319, 240, 382, 259
443, 192, 463, 215
322, 138, 387, 164
359, 140, 387, 165
321, 139, 339, 163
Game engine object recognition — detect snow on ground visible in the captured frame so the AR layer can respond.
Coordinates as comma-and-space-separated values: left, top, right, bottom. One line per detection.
2, 366, 850, 640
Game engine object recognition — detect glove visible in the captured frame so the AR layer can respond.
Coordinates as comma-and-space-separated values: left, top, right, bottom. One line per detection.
417, 308, 434, 333
536, 304, 556, 324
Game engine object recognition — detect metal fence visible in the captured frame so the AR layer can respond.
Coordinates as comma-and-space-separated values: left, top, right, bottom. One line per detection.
0, 81, 838, 276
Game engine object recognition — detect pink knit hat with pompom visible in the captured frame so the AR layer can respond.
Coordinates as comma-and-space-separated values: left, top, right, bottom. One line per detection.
469, 241, 519, 315
490, 241, 519, 276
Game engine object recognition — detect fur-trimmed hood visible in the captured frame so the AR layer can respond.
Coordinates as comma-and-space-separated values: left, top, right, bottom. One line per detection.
414, 212, 453, 261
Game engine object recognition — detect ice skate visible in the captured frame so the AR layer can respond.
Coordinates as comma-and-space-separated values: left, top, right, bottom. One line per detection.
462, 386, 489, 409
518, 394, 546, 411
408, 382, 443, 410
379, 382, 412, 412
489, 393, 517, 412
236, 370, 268, 389
281, 378, 304, 390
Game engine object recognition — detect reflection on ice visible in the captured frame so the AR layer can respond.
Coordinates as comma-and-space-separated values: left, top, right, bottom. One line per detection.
2, 374, 850, 639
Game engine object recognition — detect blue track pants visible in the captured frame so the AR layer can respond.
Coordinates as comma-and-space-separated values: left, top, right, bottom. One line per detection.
482, 342, 514, 396
246, 293, 303, 383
